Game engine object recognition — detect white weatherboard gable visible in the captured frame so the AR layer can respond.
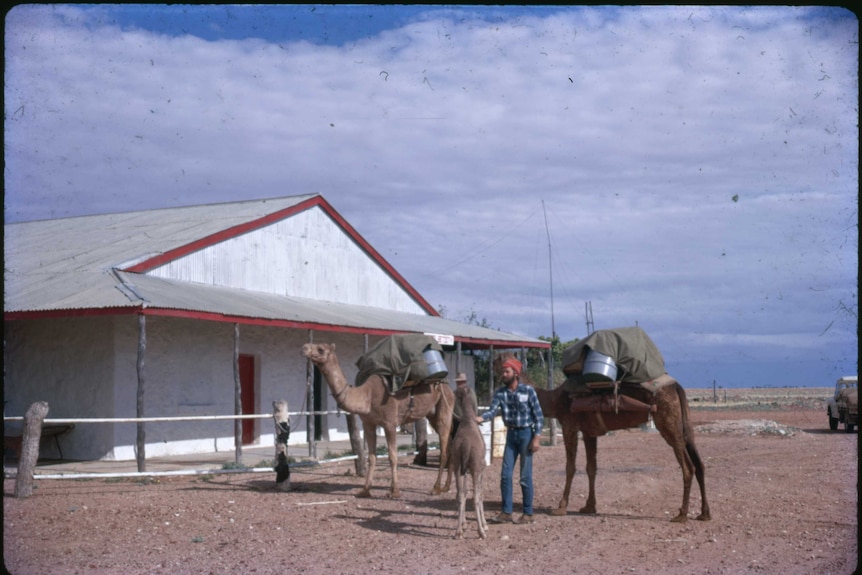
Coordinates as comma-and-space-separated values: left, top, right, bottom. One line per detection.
146, 205, 427, 314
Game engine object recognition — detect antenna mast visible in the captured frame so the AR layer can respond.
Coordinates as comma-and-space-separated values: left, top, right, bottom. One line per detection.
542, 200, 556, 339
585, 301, 595, 334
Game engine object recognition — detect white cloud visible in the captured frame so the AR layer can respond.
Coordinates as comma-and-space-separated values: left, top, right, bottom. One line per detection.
4, 5, 857, 386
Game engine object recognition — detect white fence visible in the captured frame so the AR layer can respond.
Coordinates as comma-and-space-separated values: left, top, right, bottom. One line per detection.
3, 409, 401, 481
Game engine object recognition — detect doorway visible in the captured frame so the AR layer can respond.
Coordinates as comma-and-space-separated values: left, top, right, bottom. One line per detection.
239, 354, 256, 445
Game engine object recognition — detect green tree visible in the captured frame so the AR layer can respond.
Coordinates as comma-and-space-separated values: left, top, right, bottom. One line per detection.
524, 334, 580, 388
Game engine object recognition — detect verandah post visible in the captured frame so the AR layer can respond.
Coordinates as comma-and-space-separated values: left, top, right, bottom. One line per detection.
234, 323, 242, 465
136, 313, 146, 472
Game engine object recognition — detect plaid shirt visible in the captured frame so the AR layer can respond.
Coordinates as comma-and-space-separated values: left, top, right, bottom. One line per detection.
481, 382, 543, 435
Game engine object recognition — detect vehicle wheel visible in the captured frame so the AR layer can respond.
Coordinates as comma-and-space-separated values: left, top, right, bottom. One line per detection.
829, 415, 838, 430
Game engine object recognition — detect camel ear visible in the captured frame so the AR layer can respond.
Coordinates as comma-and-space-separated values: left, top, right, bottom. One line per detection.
331, 343, 336, 351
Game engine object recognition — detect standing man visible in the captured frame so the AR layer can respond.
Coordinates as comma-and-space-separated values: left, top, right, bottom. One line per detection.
476, 356, 543, 524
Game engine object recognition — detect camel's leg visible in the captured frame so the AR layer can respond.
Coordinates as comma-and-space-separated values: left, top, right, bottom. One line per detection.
692, 445, 711, 521
357, 421, 377, 498
474, 467, 487, 539
382, 424, 401, 499
655, 416, 694, 523
431, 419, 452, 495
681, 400, 711, 521
579, 435, 598, 514
551, 421, 579, 516
454, 471, 467, 539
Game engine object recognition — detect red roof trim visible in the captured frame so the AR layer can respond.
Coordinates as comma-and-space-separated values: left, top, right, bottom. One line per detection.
315, 198, 439, 316
3, 307, 548, 349
121, 195, 440, 317
123, 196, 323, 274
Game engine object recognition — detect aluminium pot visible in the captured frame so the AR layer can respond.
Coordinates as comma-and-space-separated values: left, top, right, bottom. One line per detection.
582, 349, 618, 383
422, 349, 448, 380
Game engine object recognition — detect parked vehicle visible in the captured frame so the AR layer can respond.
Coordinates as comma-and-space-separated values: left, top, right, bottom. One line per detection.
826, 376, 858, 432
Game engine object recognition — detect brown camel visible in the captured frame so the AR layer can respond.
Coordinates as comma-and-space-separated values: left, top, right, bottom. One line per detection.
301, 342, 454, 498
495, 353, 710, 523
449, 385, 488, 539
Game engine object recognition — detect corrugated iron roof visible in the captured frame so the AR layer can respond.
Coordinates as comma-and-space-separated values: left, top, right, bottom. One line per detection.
117, 272, 540, 346
5, 195, 316, 312
4, 195, 548, 349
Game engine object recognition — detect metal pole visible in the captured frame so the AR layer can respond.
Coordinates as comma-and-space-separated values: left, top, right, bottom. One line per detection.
548, 346, 557, 446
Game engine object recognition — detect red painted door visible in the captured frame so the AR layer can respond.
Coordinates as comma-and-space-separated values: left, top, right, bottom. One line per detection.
239, 354, 255, 445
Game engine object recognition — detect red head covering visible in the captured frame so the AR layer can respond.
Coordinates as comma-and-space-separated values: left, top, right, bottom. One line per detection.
502, 357, 522, 375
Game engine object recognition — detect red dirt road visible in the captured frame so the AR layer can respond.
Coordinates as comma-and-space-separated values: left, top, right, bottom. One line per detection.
4, 397, 858, 575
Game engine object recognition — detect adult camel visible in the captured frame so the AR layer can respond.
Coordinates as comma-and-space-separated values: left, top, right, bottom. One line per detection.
494, 352, 710, 523
301, 342, 454, 498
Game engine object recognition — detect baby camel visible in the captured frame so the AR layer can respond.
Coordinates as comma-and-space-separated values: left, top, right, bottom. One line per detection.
450, 385, 488, 539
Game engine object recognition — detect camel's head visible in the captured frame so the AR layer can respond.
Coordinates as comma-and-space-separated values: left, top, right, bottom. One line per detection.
301, 342, 335, 364
454, 385, 479, 420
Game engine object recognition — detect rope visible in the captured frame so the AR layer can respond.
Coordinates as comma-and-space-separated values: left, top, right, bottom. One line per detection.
288, 373, 314, 431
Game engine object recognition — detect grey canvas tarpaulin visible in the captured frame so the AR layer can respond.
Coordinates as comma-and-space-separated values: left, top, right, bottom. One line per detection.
562, 326, 666, 384
355, 334, 446, 387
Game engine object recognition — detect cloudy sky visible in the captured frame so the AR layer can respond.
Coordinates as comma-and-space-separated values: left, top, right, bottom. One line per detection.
5, 5, 858, 388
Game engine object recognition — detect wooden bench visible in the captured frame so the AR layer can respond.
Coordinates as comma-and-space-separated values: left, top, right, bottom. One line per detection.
4, 424, 75, 459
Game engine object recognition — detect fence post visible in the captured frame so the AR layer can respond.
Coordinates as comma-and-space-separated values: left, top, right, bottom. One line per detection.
14, 401, 49, 498
273, 400, 290, 491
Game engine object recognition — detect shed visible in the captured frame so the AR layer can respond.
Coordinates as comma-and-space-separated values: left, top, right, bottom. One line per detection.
4, 194, 548, 461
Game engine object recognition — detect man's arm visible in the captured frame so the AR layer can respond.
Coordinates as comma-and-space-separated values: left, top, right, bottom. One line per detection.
529, 388, 543, 452
476, 388, 500, 423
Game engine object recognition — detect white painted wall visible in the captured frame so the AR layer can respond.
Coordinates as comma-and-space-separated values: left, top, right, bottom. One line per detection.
5, 316, 474, 462
4, 316, 117, 460
109, 317, 368, 460
147, 206, 427, 314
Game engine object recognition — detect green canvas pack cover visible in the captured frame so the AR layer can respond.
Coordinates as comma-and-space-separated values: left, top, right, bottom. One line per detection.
354, 334, 445, 387
561, 326, 666, 384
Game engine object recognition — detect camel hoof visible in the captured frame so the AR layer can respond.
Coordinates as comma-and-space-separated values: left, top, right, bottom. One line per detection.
670, 514, 688, 523
697, 513, 711, 521
577, 506, 597, 515
550, 508, 567, 517
388, 491, 402, 499
355, 490, 372, 499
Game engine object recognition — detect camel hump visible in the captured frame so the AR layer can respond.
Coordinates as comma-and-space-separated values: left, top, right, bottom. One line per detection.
355, 334, 448, 388
639, 373, 677, 394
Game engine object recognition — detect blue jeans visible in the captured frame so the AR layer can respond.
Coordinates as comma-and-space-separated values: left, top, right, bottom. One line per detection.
500, 427, 534, 515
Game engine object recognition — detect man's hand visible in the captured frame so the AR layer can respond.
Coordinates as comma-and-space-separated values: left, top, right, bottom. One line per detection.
529, 436, 541, 453
475, 416, 484, 424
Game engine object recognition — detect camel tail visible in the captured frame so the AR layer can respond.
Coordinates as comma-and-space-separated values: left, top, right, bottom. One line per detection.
674, 382, 705, 471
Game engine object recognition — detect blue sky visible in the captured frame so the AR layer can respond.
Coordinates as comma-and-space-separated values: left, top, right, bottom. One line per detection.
4, 5, 858, 388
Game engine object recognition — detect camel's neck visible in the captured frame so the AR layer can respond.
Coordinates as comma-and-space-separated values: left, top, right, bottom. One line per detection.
317, 356, 369, 415
534, 385, 563, 418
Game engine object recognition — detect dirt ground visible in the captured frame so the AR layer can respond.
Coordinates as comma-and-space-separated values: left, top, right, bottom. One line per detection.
3, 388, 858, 575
